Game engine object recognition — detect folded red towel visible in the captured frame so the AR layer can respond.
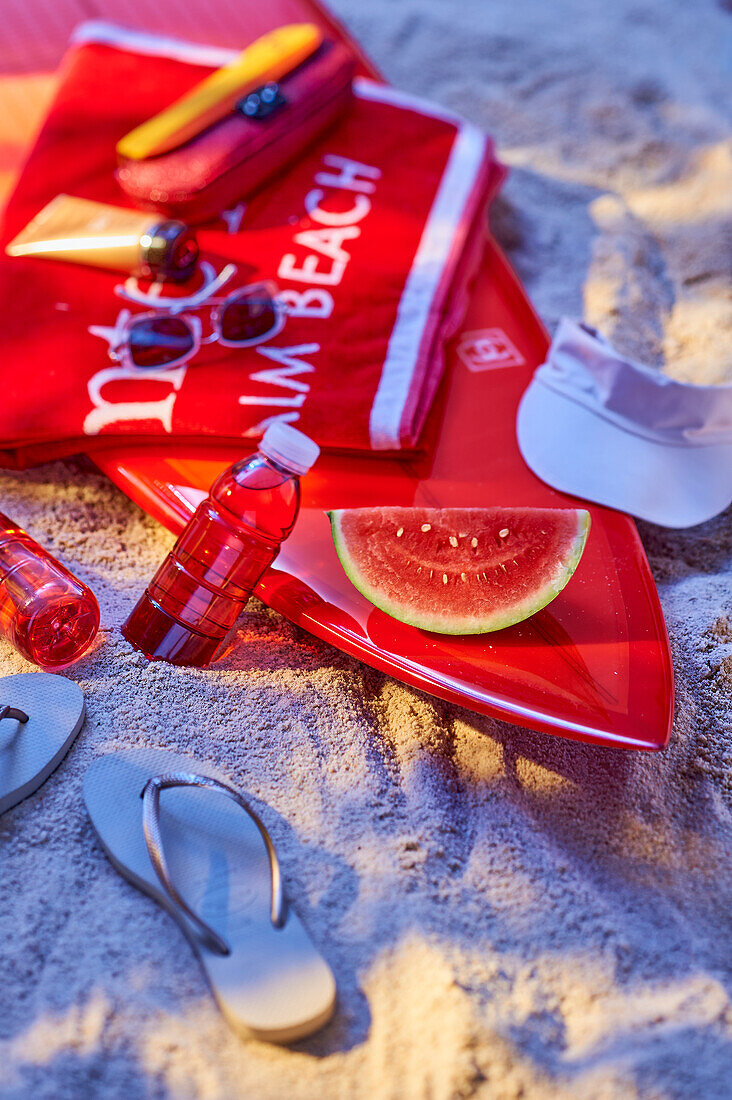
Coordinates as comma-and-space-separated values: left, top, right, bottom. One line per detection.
0, 22, 503, 467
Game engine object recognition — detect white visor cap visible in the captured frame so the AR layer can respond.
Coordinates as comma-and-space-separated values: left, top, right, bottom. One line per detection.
517, 320, 732, 528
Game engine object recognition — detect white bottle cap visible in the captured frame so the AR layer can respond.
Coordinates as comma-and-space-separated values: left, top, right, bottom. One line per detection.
260, 422, 320, 476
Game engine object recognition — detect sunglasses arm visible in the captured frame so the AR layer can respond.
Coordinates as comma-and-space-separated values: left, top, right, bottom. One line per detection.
115, 262, 238, 311
88, 309, 132, 357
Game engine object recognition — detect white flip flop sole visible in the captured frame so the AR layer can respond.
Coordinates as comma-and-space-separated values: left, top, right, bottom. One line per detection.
0, 672, 85, 814
84, 748, 336, 1043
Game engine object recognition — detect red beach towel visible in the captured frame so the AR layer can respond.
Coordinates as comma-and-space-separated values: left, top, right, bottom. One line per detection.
0, 22, 502, 466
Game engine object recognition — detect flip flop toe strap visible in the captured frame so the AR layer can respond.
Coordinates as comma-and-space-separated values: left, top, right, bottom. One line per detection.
0, 705, 29, 746
0, 706, 29, 724
141, 771, 287, 956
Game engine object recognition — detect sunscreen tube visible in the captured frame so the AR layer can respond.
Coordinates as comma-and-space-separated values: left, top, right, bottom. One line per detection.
6, 195, 199, 282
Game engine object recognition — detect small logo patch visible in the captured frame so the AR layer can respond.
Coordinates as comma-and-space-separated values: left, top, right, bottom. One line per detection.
457, 328, 525, 372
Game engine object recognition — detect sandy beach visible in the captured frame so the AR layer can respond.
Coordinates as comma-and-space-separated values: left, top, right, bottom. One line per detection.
1, 1, 731, 1097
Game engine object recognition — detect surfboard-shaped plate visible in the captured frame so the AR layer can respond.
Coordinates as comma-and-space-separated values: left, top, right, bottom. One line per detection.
0, 0, 674, 749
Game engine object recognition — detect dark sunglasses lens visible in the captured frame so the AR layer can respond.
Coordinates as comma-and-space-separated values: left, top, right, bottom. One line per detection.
129, 316, 194, 368
220, 291, 277, 344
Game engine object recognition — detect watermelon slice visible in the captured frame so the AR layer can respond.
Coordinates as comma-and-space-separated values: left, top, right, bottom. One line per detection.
328, 506, 590, 634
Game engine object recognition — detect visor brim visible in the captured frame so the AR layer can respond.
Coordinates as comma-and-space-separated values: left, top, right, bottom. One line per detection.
517, 379, 732, 529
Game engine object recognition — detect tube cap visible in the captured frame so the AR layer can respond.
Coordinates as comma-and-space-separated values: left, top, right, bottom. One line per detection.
139, 220, 199, 283
259, 422, 320, 476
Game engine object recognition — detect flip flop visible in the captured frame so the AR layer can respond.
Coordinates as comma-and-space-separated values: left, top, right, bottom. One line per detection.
0, 672, 85, 814
84, 747, 336, 1043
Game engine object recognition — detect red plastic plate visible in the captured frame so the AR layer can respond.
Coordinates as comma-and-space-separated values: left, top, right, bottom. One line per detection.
95, 239, 674, 750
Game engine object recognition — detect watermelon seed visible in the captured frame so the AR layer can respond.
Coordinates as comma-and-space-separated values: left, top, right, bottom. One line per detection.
396, 527, 404, 538
449, 536, 458, 548
500, 563, 507, 572
461, 572, 467, 581
499, 528, 509, 538
442, 573, 448, 584
471, 537, 478, 548
421, 523, 431, 532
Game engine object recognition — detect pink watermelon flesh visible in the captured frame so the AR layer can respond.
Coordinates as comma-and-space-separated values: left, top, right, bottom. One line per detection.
328, 506, 590, 634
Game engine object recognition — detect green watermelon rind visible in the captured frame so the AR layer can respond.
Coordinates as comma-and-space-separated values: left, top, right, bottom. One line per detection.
327, 508, 591, 635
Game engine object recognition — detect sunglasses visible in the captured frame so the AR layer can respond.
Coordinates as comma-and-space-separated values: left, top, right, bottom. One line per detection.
90, 266, 286, 372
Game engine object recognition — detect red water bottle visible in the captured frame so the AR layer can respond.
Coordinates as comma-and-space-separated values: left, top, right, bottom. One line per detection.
0, 511, 100, 668
122, 423, 320, 666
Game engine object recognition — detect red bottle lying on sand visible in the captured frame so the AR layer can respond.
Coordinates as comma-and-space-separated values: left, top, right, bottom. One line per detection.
123, 423, 320, 666
0, 512, 99, 668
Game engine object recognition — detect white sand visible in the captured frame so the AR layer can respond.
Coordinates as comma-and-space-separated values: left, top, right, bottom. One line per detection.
1, 1, 731, 1097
